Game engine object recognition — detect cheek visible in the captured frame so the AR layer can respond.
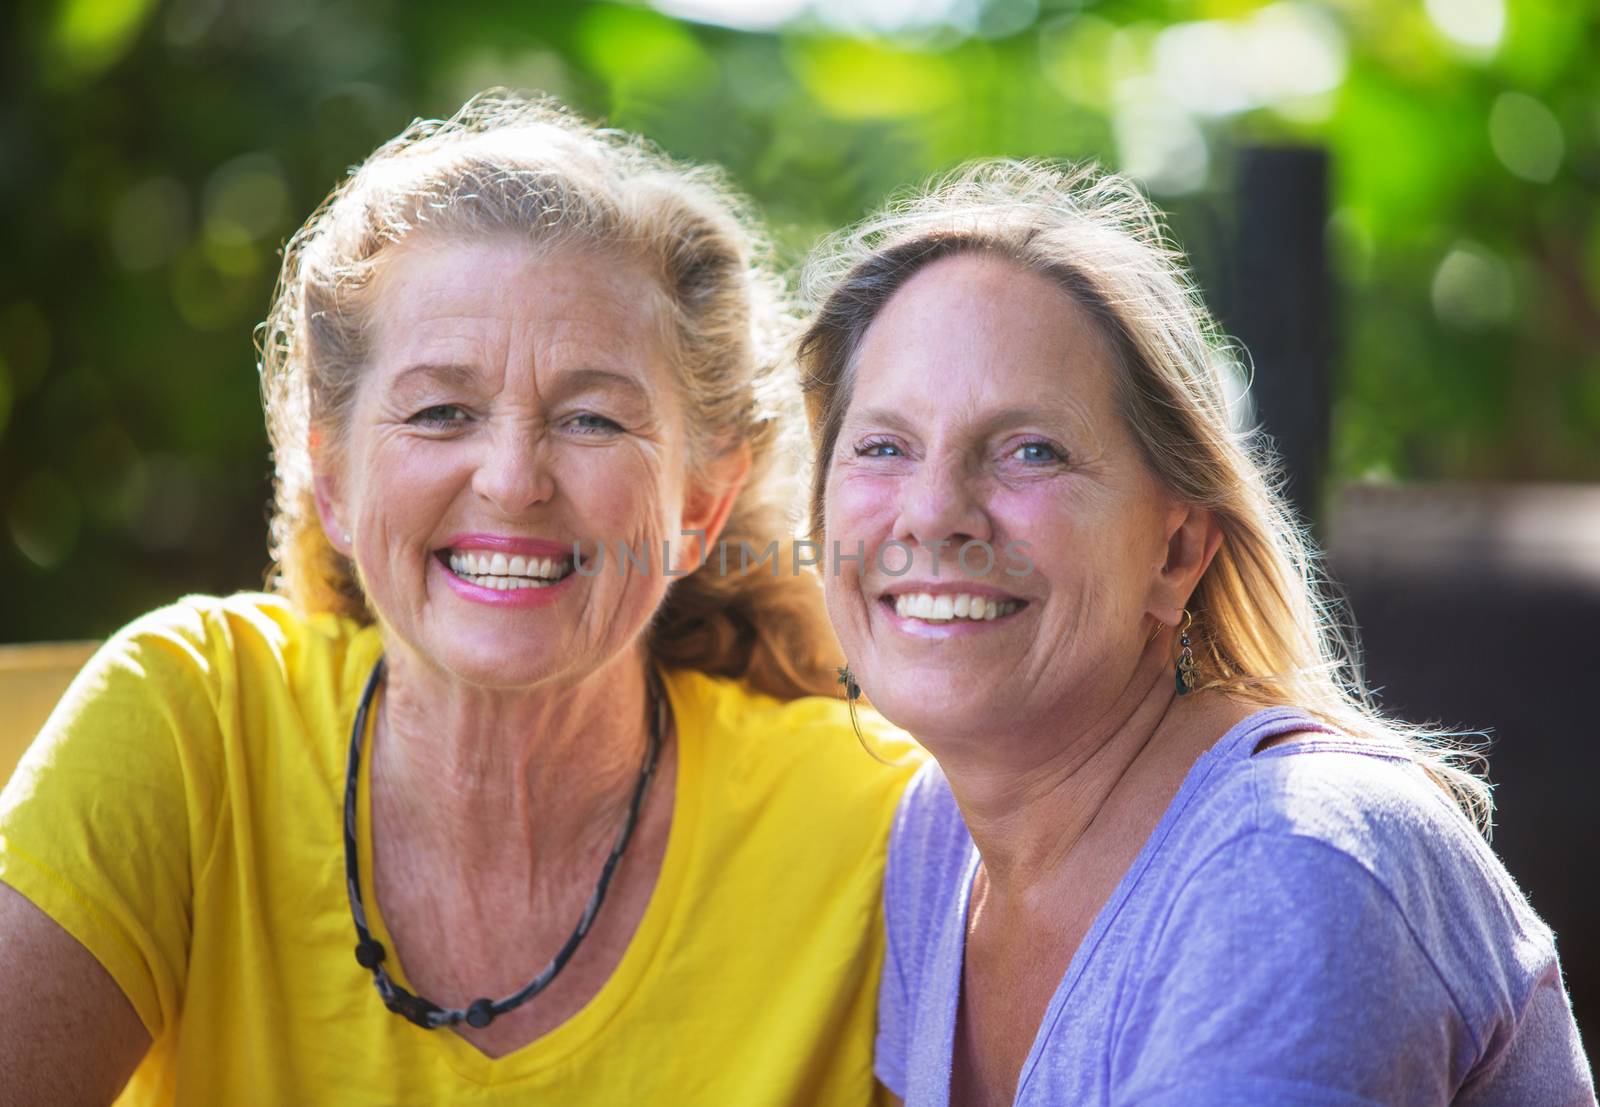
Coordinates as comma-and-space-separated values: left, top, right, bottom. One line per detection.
560, 446, 678, 535
559, 449, 689, 610
355, 438, 459, 545
984, 485, 1073, 560
991, 484, 1161, 612
826, 468, 899, 545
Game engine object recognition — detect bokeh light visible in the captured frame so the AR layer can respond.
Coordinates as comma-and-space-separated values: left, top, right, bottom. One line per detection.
1488, 91, 1565, 183
1425, 0, 1507, 54
1432, 241, 1516, 330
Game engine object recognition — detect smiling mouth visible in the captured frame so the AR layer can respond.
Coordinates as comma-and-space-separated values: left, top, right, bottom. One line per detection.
883, 592, 1026, 623
439, 549, 576, 590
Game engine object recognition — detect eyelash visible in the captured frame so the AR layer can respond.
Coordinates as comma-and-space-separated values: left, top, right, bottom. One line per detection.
1012, 440, 1066, 464
855, 437, 904, 459
406, 408, 624, 435
853, 437, 1067, 465
565, 412, 622, 435
409, 404, 468, 428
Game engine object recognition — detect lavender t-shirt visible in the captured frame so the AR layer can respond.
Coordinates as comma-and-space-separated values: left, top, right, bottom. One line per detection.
877, 708, 1596, 1106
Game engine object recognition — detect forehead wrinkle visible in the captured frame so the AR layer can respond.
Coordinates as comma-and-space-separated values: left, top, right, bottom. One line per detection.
933, 337, 1121, 464
371, 238, 672, 406
386, 361, 480, 394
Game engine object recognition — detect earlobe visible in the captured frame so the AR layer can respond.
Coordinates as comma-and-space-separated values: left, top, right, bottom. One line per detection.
312, 468, 353, 557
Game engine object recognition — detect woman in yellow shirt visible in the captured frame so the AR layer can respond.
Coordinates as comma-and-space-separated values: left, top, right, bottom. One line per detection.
0, 92, 917, 1105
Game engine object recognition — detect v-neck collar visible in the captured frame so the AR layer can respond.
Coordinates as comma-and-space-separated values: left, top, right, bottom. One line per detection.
932, 706, 1325, 1106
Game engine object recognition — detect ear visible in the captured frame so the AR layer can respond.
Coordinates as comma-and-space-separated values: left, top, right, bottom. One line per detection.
1147, 501, 1224, 627
674, 441, 752, 573
312, 461, 355, 558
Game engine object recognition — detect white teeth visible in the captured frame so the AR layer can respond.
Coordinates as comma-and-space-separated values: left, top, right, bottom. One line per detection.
892, 592, 1020, 623
444, 547, 574, 586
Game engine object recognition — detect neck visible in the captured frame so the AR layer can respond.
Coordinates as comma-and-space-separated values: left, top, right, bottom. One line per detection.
370, 642, 656, 881
935, 631, 1227, 900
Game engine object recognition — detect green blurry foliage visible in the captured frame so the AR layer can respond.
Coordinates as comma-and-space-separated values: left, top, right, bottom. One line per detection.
1, 0, 1597, 639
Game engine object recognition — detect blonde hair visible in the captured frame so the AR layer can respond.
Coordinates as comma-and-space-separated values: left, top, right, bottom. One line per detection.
258, 91, 840, 700
797, 160, 1492, 831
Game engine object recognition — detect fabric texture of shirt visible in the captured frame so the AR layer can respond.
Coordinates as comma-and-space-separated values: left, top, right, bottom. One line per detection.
0, 592, 920, 1106
877, 707, 1596, 1106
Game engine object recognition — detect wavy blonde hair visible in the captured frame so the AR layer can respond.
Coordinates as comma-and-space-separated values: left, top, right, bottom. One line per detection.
258, 92, 840, 700
797, 160, 1492, 831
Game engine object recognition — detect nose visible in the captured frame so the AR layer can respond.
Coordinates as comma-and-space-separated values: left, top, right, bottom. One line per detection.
892, 451, 992, 556
470, 423, 556, 515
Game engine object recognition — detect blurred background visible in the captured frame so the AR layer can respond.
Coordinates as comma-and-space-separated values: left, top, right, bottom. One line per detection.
1, 0, 1596, 1064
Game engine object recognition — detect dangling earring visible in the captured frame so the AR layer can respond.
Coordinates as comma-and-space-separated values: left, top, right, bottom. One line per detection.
836, 665, 861, 702
1174, 610, 1196, 695
837, 664, 890, 764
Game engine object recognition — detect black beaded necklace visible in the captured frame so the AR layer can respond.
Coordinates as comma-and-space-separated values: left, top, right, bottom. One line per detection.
342, 657, 665, 1030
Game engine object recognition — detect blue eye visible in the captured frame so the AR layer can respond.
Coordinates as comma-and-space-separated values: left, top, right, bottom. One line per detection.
1013, 441, 1064, 463
566, 412, 622, 435
857, 439, 903, 458
410, 404, 468, 427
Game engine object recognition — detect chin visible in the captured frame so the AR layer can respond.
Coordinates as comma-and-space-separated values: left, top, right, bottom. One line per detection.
862, 670, 1000, 742
396, 616, 572, 690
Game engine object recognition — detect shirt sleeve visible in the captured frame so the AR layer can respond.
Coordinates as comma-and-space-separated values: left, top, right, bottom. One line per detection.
1456, 963, 1597, 1106
1111, 830, 1479, 1107
0, 607, 225, 1038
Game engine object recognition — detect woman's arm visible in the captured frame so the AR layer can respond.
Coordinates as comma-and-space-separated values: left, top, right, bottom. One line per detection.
0, 884, 149, 1107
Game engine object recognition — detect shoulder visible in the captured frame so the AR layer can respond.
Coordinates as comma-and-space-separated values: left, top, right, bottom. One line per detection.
0, 597, 347, 1038
26, 593, 300, 736
84, 592, 319, 674
1184, 730, 1520, 915
17, 593, 375, 792
662, 667, 925, 829
1232, 741, 1541, 945
665, 667, 922, 779
1167, 736, 1557, 1054
113, 591, 362, 671
95, 592, 376, 708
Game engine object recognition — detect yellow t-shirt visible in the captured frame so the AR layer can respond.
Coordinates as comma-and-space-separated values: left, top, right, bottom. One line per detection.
0, 593, 920, 1105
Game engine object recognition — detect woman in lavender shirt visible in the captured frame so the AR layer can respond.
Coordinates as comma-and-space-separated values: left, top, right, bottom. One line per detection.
797, 163, 1596, 1106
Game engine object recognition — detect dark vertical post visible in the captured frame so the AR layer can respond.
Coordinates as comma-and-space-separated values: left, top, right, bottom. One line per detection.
1228, 145, 1333, 532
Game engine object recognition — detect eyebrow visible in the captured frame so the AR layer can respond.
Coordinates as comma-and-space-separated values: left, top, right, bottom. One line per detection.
847, 402, 1089, 433
388, 362, 479, 393
845, 406, 918, 433
971, 403, 1092, 432
386, 363, 652, 404
549, 367, 653, 404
